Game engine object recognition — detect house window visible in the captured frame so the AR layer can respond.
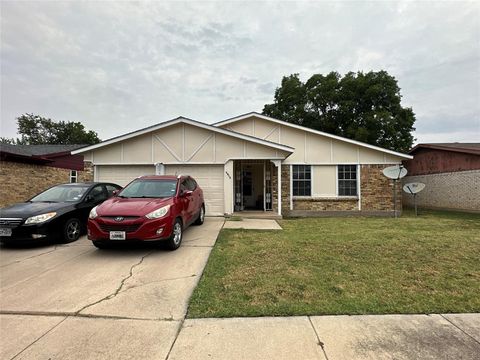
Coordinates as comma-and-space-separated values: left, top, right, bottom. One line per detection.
338, 165, 357, 196
70, 170, 78, 183
292, 165, 311, 196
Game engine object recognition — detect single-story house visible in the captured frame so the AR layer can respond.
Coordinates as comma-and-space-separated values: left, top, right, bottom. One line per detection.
0, 144, 92, 208
72, 112, 412, 217
402, 143, 480, 212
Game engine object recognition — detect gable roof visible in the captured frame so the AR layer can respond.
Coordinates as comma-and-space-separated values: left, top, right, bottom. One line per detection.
409, 143, 480, 156
214, 112, 413, 160
72, 116, 294, 155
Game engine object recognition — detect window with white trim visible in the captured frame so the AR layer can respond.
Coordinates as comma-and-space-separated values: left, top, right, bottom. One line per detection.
338, 165, 357, 196
292, 165, 311, 196
70, 170, 78, 183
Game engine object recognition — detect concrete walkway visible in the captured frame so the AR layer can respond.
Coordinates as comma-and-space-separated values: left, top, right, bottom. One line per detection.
168, 314, 480, 359
223, 218, 282, 230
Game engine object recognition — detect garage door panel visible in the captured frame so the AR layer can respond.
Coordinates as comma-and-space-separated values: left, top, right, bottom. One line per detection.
165, 165, 224, 216
97, 165, 155, 187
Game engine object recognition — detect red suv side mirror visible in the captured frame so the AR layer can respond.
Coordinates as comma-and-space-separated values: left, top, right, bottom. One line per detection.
181, 190, 193, 197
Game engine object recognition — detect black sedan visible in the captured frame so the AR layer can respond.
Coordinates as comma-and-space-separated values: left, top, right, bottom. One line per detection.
0, 182, 122, 244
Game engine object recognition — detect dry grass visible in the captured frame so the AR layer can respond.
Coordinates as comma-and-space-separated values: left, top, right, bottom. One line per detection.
188, 209, 480, 318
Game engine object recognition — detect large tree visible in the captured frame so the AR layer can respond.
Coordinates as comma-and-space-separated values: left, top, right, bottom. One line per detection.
3, 114, 101, 145
263, 71, 415, 152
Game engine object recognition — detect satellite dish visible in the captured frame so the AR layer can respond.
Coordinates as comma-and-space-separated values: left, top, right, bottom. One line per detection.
383, 165, 407, 180
403, 182, 425, 195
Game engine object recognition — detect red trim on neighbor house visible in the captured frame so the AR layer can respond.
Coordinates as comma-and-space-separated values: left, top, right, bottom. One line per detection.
0, 150, 85, 171
403, 147, 480, 176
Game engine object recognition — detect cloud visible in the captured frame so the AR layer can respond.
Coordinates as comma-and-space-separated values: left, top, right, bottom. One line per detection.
1, 1, 479, 146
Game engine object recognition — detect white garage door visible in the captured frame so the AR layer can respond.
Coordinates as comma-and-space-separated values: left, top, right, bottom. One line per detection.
96, 165, 155, 187
165, 165, 224, 216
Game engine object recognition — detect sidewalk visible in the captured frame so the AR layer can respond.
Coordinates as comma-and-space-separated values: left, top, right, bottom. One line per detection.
167, 313, 480, 360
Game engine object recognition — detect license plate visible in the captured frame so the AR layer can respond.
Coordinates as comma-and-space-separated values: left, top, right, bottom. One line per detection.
109, 231, 126, 240
0, 228, 12, 237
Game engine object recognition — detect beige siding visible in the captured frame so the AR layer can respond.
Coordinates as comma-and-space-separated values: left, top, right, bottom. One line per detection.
123, 133, 152, 163
88, 122, 288, 166
152, 124, 183, 162
218, 116, 404, 164
254, 117, 278, 140
228, 121, 254, 136
93, 143, 123, 163
214, 135, 245, 161
184, 124, 214, 162
332, 141, 358, 163
245, 142, 277, 158
306, 134, 331, 163
359, 147, 386, 163
224, 160, 234, 214
280, 126, 306, 162
312, 166, 337, 196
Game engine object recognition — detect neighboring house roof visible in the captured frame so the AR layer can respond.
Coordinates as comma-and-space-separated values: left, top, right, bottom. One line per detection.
0, 144, 86, 170
72, 116, 294, 155
409, 143, 480, 156
214, 111, 413, 160
0, 144, 86, 157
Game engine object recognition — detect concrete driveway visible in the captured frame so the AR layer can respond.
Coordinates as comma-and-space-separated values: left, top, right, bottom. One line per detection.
0, 217, 224, 360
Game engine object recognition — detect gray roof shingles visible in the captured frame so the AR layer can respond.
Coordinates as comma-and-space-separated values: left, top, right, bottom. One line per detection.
0, 144, 86, 157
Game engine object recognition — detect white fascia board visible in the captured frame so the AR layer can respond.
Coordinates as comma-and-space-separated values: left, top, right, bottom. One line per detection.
72, 116, 294, 155
214, 112, 413, 160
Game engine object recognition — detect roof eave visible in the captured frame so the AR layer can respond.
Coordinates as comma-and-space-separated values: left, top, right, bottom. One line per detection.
72, 117, 294, 155
216, 112, 413, 160
409, 144, 480, 156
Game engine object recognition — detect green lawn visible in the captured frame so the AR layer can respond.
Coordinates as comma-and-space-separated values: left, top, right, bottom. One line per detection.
188, 209, 480, 318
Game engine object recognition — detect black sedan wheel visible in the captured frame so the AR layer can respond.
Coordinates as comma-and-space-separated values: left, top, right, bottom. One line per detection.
62, 218, 81, 243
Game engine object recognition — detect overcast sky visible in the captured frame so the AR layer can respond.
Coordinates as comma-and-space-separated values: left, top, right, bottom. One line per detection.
1, 1, 479, 146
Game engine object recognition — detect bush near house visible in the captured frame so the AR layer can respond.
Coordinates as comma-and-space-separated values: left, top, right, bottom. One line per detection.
188, 210, 480, 318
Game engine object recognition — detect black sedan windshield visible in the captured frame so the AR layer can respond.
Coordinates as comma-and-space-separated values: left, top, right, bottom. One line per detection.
119, 180, 177, 198
30, 185, 90, 203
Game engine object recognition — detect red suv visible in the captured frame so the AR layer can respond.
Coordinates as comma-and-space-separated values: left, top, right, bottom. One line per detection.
87, 175, 205, 250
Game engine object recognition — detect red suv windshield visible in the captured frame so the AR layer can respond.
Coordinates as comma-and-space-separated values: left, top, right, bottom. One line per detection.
118, 179, 177, 198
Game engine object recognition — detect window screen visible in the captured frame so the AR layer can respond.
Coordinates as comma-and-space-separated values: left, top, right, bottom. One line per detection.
338, 165, 357, 196
292, 165, 311, 196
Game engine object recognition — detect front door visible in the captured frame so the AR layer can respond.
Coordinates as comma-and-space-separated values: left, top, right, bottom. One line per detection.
234, 161, 270, 211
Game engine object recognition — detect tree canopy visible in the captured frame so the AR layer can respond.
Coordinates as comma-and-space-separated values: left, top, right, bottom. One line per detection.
263, 71, 415, 153
1, 114, 101, 145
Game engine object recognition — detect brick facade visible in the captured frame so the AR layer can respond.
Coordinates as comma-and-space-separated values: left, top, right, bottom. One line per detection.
281, 165, 291, 215
293, 198, 358, 211
0, 161, 94, 208
269, 164, 292, 215
361, 164, 401, 213
402, 170, 480, 212
284, 164, 401, 217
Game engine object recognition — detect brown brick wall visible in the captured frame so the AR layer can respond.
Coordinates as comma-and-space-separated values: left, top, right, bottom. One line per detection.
293, 198, 358, 211
0, 160, 93, 208
281, 165, 291, 215
360, 164, 401, 213
270, 164, 291, 215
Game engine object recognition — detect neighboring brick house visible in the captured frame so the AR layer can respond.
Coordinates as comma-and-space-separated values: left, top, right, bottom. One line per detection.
402, 143, 480, 212
72, 112, 412, 217
0, 144, 93, 208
